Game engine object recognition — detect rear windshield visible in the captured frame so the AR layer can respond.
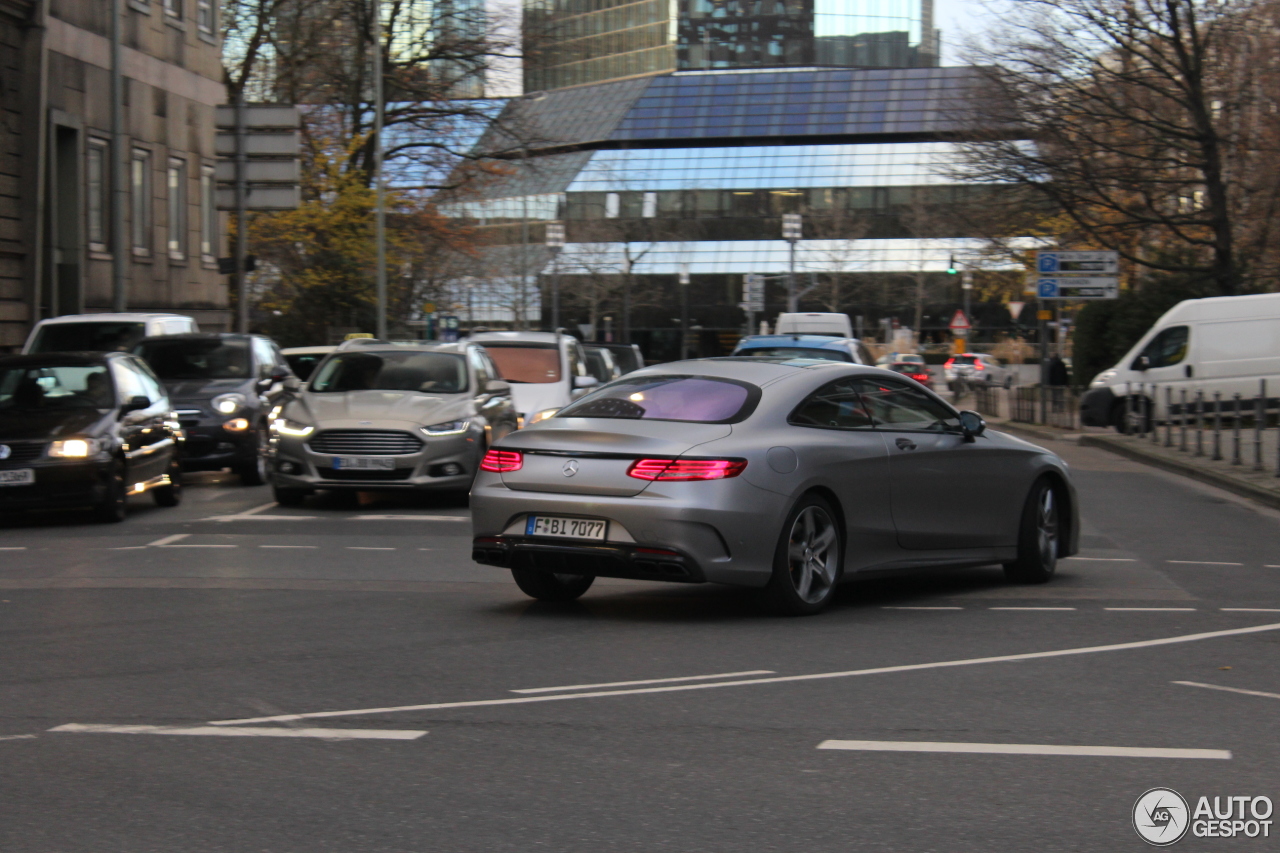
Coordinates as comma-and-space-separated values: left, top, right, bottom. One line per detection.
482, 344, 562, 384
558, 375, 759, 424
0, 363, 113, 410
136, 339, 252, 380
889, 363, 929, 374
737, 346, 851, 363
950, 355, 979, 364
31, 322, 145, 354
284, 353, 328, 381
310, 351, 466, 394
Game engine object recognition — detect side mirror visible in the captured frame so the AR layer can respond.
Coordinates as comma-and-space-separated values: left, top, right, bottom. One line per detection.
485, 379, 511, 395
1133, 355, 1151, 372
269, 365, 291, 382
120, 395, 151, 416
958, 410, 986, 442
573, 375, 599, 390
282, 376, 302, 392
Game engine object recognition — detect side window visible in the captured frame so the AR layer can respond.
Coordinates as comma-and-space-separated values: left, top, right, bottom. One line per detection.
789, 380, 875, 430
1135, 326, 1190, 369
468, 348, 490, 390
130, 359, 167, 404
480, 351, 502, 382
252, 338, 277, 378
110, 360, 148, 404
567, 343, 585, 379
858, 379, 960, 432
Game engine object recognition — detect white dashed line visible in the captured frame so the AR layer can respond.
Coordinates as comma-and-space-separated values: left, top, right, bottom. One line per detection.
512, 670, 776, 694
1221, 608, 1280, 612
1105, 607, 1197, 612
162, 544, 237, 549
989, 607, 1077, 611
49, 723, 427, 741
817, 740, 1230, 760
1173, 681, 1280, 702
1167, 561, 1243, 566
346, 547, 395, 551
0, 547, 27, 551
352, 515, 470, 521
1065, 557, 1138, 562
0, 734, 37, 742
882, 606, 963, 610
146, 534, 189, 547
259, 545, 318, 549
201, 515, 318, 522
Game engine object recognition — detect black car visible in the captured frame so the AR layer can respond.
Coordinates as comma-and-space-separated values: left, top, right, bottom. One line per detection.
134, 333, 296, 485
0, 352, 183, 522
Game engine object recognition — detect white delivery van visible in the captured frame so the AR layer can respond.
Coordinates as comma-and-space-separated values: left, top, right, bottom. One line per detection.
773, 313, 854, 338
23, 313, 199, 354
468, 331, 598, 425
1080, 293, 1280, 430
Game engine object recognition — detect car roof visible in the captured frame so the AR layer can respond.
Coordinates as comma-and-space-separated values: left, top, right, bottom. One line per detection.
334, 340, 470, 355
281, 346, 336, 354
468, 331, 566, 345
626, 357, 869, 386
736, 335, 858, 349
137, 333, 258, 343
0, 351, 123, 367
34, 313, 191, 325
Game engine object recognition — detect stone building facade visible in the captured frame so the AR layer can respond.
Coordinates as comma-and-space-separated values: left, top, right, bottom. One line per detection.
0, 0, 228, 351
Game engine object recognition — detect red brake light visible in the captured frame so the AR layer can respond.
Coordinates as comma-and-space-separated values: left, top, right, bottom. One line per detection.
943, 358, 955, 368
627, 458, 747, 481
974, 361, 985, 370
480, 449, 523, 472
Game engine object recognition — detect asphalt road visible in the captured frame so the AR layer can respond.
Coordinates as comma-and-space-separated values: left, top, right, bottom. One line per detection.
2, 437, 1279, 852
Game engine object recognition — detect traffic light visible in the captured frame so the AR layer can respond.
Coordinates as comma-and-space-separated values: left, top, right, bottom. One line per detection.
947, 254, 958, 275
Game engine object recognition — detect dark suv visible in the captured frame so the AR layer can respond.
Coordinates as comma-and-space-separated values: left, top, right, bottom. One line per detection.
134, 334, 296, 485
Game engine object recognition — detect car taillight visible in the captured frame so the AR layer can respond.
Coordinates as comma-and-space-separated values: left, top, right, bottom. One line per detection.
480, 449, 523, 472
943, 358, 955, 368
627, 458, 748, 481
912, 373, 930, 382
974, 361, 985, 370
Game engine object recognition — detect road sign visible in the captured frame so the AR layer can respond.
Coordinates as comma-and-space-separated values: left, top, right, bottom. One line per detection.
215, 104, 301, 212
1036, 250, 1119, 274
742, 274, 765, 312
1007, 301, 1026, 321
1037, 310, 1053, 321
949, 310, 971, 333
1036, 277, 1119, 300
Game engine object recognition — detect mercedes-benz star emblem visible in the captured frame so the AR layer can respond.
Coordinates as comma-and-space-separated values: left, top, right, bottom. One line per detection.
561, 460, 579, 477
0, 445, 10, 460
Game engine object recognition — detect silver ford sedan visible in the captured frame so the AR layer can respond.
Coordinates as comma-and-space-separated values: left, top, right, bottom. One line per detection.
470, 358, 1078, 615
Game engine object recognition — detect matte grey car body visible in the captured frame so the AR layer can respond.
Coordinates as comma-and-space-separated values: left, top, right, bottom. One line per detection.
471, 359, 1078, 603
267, 342, 517, 500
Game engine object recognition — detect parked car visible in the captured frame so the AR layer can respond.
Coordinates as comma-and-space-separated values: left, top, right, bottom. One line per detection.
0, 351, 183, 521
944, 353, 1013, 388
281, 346, 336, 382
471, 359, 1078, 614
468, 331, 598, 425
267, 341, 518, 505
591, 342, 645, 374
774, 312, 854, 338
1081, 292, 1280, 432
885, 361, 933, 388
23, 313, 198, 355
732, 334, 875, 365
134, 333, 295, 485
876, 352, 926, 366
583, 345, 623, 385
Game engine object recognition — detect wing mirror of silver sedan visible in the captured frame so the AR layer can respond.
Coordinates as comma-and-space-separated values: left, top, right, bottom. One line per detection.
485, 379, 511, 395
958, 410, 986, 442
573, 375, 599, 390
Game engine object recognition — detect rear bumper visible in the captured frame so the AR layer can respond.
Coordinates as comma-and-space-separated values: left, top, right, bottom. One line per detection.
473, 538, 705, 583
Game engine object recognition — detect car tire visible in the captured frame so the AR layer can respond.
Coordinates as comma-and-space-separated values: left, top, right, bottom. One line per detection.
272, 484, 308, 507
236, 427, 268, 486
1003, 478, 1061, 584
510, 567, 595, 602
762, 494, 843, 616
93, 462, 128, 524
152, 459, 183, 507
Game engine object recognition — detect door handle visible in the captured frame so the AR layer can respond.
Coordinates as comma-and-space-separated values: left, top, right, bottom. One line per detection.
895, 438, 917, 451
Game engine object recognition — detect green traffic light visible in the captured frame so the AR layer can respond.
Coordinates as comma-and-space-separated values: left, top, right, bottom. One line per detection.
947, 255, 958, 275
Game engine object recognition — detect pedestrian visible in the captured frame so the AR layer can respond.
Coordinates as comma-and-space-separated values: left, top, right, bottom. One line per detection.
1047, 355, 1070, 387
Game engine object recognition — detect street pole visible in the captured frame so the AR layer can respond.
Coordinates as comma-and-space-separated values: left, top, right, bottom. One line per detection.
372, 0, 387, 340
234, 90, 248, 333
622, 253, 631, 344
546, 222, 565, 332
679, 264, 690, 360
782, 213, 802, 313
110, 0, 127, 313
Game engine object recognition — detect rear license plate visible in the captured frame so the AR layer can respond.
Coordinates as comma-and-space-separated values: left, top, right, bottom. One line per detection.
0, 468, 34, 486
332, 457, 396, 471
526, 516, 608, 541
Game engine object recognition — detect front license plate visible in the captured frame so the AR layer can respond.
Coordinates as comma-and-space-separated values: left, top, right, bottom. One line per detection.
526, 516, 608, 541
0, 468, 34, 486
332, 457, 396, 471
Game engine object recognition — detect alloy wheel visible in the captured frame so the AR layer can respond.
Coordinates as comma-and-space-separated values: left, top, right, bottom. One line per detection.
1037, 487, 1060, 566
786, 506, 839, 604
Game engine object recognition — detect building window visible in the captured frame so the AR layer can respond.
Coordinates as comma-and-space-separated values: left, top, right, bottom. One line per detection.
131, 148, 152, 254
164, 0, 181, 18
200, 163, 217, 261
167, 158, 187, 260
196, 0, 214, 34
605, 192, 620, 218
87, 139, 110, 252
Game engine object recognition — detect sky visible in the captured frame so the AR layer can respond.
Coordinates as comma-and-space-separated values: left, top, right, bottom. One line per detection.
935, 0, 1005, 64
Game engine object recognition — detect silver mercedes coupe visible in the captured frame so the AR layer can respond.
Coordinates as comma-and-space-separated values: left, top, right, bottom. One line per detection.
470, 358, 1078, 615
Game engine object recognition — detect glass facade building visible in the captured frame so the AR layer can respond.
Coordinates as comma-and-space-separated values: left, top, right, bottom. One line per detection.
524, 0, 935, 92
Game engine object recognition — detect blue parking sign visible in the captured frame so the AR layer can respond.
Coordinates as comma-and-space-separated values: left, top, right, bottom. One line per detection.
1037, 278, 1060, 298
1038, 253, 1059, 272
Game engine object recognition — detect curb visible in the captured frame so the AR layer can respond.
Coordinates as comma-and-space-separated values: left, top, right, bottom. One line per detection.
1079, 435, 1280, 512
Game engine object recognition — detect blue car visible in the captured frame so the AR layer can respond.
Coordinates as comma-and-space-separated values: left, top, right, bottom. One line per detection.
731, 335, 876, 365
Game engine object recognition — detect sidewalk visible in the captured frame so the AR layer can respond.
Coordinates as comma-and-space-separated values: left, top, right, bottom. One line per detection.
988, 416, 1280, 511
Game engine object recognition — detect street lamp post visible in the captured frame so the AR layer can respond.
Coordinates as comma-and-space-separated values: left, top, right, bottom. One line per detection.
546, 222, 565, 331
621, 254, 632, 344
782, 213, 802, 312
372, 0, 387, 340
678, 263, 690, 360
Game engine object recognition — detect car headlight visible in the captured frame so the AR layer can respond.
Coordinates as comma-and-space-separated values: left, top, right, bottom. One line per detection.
212, 393, 248, 415
1090, 370, 1117, 389
421, 420, 470, 436
48, 438, 101, 458
526, 408, 560, 425
271, 418, 314, 437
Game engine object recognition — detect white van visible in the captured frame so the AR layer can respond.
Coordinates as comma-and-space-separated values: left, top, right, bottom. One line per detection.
468, 331, 598, 425
774, 313, 854, 338
23, 313, 199, 354
1080, 293, 1280, 430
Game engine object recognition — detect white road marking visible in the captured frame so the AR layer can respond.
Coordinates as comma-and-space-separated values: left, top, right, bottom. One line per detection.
816, 740, 1230, 760
146, 534, 189, 547
0, 734, 37, 742
989, 607, 1077, 611
49, 723, 426, 740
201, 514, 318, 522
207, 621, 1280, 726
259, 545, 318, 549
110, 546, 149, 550
882, 606, 963, 610
352, 515, 470, 521
1167, 561, 1243, 566
1065, 557, 1138, 562
242, 502, 279, 516
162, 544, 237, 549
0, 547, 27, 551
346, 547, 395, 551
1174, 681, 1280, 702
1221, 608, 1280, 612
1266, 565, 1280, 569
1105, 607, 1197, 612
512, 670, 776, 694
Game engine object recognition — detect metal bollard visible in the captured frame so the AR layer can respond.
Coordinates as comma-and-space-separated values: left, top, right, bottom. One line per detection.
1124, 388, 1133, 436
1180, 388, 1188, 451
1259, 380, 1268, 472
1232, 392, 1242, 465
1195, 391, 1204, 456
1212, 391, 1222, 461
1165, 386, 1173, 447
1151, 385, 1160, 444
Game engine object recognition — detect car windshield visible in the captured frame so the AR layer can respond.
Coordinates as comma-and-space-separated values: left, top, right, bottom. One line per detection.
889, 363, 928, 374
0, 363, 113, 410
558, 375, 757, 424
30, 322, 146, 353
284, 352, 329, 381
737, 347, 851, 363
482, 344, 562, 383
310, 351, 466, 394
136, 339, 252, 380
